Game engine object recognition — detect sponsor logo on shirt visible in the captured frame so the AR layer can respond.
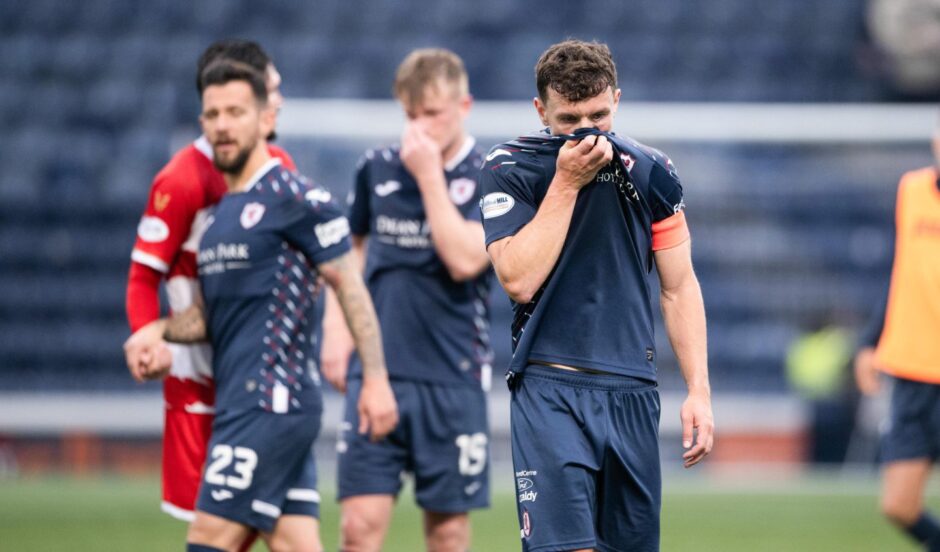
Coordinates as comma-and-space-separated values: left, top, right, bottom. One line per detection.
198, 242, 251, 274
375, 180, 401, 197
448, 177, 476, 205
240, 202, 266, 229
480, 192, 515, 219
375, 215, 431, 249
137, 216, 170, 243
517, 478, 534, 491
315, 217, 350, 248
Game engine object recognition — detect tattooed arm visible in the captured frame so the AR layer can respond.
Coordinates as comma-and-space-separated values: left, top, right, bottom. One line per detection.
320, 236, 367, 392
123, 300, 206, 382
163, 304, 208, 344
319, 251, 398, 440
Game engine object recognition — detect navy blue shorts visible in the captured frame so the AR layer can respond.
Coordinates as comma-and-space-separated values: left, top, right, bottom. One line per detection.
511, 365, 661, 552
882, 376, 940, 463
196, 407, 322, 533
337, 378, 490, 512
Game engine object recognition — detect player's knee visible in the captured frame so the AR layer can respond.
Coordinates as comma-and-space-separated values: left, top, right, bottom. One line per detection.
881, 494, 921, 526
266, 533, 322, 552
424, 513, 469, 552
340, 509, 384, 549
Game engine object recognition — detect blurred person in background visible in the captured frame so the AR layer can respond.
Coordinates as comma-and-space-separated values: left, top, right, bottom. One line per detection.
320, 48, 493, 552
130, 60, 398, 552
785, 313, 859, 464
479, 39, 714, 551
123, 40, 294, 528
867, 0, 940, 99
854, 112, 940, 551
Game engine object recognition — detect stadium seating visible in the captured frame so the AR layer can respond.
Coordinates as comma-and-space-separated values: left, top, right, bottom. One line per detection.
0, 0, 910, 391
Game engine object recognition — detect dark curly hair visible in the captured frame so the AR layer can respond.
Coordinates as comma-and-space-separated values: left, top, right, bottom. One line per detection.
535, 40, 617, 103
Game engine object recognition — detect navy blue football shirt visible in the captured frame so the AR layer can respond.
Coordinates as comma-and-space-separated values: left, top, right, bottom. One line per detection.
479, 129, 687, 383
198, 159, 351, 415
346, 138, 493, 388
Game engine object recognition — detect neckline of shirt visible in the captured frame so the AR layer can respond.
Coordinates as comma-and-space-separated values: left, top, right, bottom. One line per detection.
242, 158, 283, 193
194, 135, 213, 160
443, 135, 476, 172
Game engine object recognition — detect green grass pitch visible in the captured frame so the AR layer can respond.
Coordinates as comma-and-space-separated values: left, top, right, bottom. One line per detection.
0, 474, 932, 551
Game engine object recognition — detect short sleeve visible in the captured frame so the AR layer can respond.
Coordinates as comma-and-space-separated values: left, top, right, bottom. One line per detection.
478, 151, 540, 246
279, 186, 352, 266
347, 155, 372, 236
648, 157, 689, 250
130, 170, 199, 273
648, 156, 685, 223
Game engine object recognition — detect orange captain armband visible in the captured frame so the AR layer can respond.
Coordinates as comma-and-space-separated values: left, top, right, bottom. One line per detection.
651, 210, 690, 251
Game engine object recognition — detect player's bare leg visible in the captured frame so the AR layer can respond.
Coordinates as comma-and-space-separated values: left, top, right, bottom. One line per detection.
262, 515, 322, 552
881, 458, 932, 526
187, 511, 254, 552
423, 511, 470, 552
339, 494, 395, 552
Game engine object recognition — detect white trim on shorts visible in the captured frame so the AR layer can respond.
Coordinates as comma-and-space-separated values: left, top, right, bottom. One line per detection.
286, 488, 321, 503
161, 500, 195, 522
252, 499, 282, 518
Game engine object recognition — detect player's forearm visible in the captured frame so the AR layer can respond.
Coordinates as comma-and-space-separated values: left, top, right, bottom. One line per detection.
417, 178, 489, 280
163, 304, 208, 343
321, 253, 388, 379
322, 288, 353, 339
661, 277, 710, 395
490, 181, 578, 303
126, 262, 162, 332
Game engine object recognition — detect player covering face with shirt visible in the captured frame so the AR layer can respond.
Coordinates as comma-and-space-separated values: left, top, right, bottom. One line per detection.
481, 40, 714, 551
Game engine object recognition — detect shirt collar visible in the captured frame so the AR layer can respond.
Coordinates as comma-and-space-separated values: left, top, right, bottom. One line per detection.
243, 158, 283, 192
444, 135, 476, 172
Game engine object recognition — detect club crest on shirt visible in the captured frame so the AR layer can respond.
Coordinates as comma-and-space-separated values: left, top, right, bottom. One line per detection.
153, 191, 171, 212
619, 153, 636, 173
449, 177, 476, 205
240, 202, 266, 229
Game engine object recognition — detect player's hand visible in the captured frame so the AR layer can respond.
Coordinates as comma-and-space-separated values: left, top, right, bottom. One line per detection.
320, 325, 354, 393
555, 134, 614, 190
357, 375, 399, 442
124, 319, 169, 383
680, 391, 714, 468
854, 346, 882, 396
139, 341, 173, 381
400, 121, 443, 185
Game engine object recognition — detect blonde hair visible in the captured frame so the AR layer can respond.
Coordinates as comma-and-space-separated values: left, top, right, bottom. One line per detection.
393, 48, 469, 106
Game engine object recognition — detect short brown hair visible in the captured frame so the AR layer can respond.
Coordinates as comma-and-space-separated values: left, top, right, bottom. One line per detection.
393, 48, 469, 106
535, 40, 617, 103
